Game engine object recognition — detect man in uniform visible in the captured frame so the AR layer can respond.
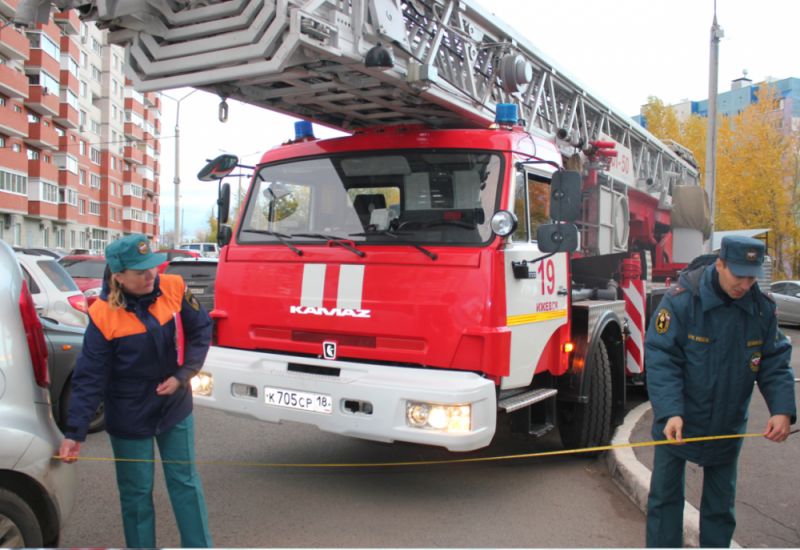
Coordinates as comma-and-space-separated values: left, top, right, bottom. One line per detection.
645, 235, 796, 547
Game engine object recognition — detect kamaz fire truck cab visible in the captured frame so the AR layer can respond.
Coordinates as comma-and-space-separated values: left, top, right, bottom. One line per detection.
195, 110, 623, 452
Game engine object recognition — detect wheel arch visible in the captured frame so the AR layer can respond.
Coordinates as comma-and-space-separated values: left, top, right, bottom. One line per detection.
0, 470, 59, 546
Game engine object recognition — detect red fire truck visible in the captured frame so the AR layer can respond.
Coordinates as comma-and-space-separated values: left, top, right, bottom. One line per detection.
19, 0, 706, 451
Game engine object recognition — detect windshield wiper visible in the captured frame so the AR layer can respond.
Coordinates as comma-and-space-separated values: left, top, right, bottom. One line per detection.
242, 229, 303, 256
292, 233, 365, 258
348, 229, 438, 261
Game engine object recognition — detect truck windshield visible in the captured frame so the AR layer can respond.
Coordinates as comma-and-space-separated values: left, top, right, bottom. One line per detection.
238, 151, 502, 246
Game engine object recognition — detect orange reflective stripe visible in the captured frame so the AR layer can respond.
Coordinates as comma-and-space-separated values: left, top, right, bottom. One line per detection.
150, 274, 184, 325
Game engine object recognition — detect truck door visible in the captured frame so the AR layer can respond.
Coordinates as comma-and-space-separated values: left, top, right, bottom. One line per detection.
500, 164, 570, 389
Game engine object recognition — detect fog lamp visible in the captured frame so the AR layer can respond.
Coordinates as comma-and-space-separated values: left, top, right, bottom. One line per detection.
405, 402, 471, 432
191, 371, 213, 396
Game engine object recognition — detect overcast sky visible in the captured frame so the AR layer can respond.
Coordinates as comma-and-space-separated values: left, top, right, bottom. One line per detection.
156, 0, 800, 240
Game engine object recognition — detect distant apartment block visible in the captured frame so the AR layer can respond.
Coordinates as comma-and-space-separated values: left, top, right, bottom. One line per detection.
636, 75, 800, 134
0, 0, 161, 252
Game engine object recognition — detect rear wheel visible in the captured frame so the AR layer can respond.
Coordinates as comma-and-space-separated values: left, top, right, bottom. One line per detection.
558, 339, 613, 453
0, 488, 43, 547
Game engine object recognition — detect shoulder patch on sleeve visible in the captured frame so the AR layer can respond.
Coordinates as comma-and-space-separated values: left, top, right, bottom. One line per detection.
184, 287, 201, 311
654, 308, 671, 334
669, 285, 686, 296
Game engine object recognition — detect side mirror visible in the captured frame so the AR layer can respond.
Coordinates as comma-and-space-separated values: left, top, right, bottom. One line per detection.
198, 154, 239, 182
217, 183, 231, 225
550, 170, 582, 222
218, 224, 232, 247
537, 223, 579, 253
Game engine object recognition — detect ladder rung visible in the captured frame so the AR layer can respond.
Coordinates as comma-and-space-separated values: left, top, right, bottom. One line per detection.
498, 388, 558, 413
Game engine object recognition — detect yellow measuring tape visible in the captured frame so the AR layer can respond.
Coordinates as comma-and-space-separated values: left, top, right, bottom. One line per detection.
53, 430, 796, 469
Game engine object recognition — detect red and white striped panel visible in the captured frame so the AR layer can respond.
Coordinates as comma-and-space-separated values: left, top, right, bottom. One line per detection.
622, 278, 645, 375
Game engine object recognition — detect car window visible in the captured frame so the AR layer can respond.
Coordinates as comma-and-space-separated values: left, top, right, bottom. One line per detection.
60, 258, 106, 278
38, 260, 79, 292
20, 265, 40, 294
772, 283, 786, 294
202, 244, 216, 253
165, 263, 217, 279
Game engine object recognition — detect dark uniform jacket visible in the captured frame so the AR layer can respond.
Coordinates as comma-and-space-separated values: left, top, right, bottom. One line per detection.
645, 263, 796, 465
65, 274, 212, 442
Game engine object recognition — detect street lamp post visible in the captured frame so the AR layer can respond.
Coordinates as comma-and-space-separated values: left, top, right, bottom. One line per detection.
163, 89, 198, 247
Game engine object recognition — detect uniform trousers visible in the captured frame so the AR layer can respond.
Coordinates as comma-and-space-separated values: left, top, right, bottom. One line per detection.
646, 445, 738, 548
109, 414, 212, 548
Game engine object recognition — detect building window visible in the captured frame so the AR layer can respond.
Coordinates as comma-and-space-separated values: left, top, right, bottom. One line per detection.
70, 229, 76, 248
79, 140, 86, 156
42, 226, 49, 247
90, 174, 101, 188
110, 207, 116, 221
27, 148, 39, 160
80, 80, 88, 98
91, 64, 101, 82
79, 169, 86, 186
40, 181, 58, 203
79, 199, 85, 214
89, 200, 100, 215
11, 143, 21, 153
28, 32, 60, 61
0, 169, 28, 195
90, 148, 101, 164
13, 223, 21, 246
55, 228, 65, 248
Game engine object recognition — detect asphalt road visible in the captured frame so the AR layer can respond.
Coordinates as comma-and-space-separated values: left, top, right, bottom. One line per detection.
60, 409, 647, 547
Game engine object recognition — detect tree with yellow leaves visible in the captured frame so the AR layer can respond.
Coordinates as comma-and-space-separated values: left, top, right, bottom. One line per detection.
641, 87, 798, 277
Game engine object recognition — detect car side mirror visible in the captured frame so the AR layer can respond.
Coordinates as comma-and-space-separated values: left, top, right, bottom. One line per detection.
198, 154, 238, 182
218, 183, 231, 225
550, 170, 582, 222
536, 223, 579, 253
218, 224, 232, 247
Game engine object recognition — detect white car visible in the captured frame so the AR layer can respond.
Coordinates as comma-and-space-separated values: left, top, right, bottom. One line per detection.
770, 280, 800, 326
16, 251, 88, 328
179, 242, 219, 258
0, 240, 77, 546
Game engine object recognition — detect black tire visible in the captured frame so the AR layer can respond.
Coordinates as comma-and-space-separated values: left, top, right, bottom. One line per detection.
60, 378, 106, 434
0, 488, 43, 547
558, 339, 613, 453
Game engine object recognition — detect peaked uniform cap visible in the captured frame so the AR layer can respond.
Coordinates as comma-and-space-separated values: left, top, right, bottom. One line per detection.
105, 234, 166, 273
719, 235, 765, 277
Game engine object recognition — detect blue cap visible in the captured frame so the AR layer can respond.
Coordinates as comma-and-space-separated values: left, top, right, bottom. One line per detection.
719, 235, 765, 277
105, 234, 166, 273
294, 120, 314, 140
495, 103, 518, 125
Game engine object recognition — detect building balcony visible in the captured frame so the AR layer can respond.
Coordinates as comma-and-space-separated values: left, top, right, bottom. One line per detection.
53, 9, 80, 35
123, 145, 144, 165
123, 169, 144, 185
123, 219, 145, 233
24, 86, 60, 117
0, 25, 29, 60
25, 49, 61, 76
59, 69, 79, 93
124, 96, 145, 115
54, 102, 79, 129
58, 169, 78, 188
28, 200, 59, 219
28, 158, 60, 182
123, 122, 144, 141
0, 64, 29, 99
58, 202, 79, 223
0, 103, 28, 138
25, 121, 60, 150
59, 34, 80, 58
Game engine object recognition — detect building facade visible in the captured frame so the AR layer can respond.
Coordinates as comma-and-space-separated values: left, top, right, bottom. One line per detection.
0, 0, 160, 253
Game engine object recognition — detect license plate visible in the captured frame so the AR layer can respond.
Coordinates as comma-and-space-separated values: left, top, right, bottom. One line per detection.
189, 286, 205, 295
264, 387, 333, 414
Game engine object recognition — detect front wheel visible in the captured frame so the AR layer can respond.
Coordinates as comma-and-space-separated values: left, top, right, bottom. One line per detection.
0, 488, 43, 547
558, 339, 613, 453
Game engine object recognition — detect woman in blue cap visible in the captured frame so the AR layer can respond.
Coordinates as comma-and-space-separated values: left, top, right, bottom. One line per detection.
59, 233, 213, 548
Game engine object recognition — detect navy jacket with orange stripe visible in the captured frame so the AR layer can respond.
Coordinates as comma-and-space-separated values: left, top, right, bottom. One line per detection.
64, 273, 212, 442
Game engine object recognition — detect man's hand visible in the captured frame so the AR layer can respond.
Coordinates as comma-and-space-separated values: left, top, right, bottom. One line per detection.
59, 439, 81, 463
156, 376, 181, 396
763, 414, 791, 442
664, 416, 684, 443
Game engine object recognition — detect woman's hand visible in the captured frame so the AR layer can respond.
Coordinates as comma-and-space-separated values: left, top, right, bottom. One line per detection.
59, 439, 81, 463
156, 376, 181, 396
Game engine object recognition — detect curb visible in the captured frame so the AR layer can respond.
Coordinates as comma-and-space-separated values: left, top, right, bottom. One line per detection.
607, 401, 705, 547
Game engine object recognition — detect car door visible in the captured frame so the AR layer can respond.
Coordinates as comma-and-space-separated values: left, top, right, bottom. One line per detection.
772, 282, 800, 325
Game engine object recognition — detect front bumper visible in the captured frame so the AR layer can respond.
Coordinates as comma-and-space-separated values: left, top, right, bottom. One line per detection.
196, 346, 497, 451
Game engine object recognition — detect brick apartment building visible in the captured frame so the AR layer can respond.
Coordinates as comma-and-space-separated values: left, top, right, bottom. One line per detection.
0, 0, 161, 253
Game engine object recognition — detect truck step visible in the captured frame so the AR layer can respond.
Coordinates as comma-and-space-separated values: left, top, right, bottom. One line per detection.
498, 388, 558, 413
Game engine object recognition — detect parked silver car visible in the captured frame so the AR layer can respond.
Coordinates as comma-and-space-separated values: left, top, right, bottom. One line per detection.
770, 280, 800, 326
0, 241, 76, 546
41, 317, 105, 433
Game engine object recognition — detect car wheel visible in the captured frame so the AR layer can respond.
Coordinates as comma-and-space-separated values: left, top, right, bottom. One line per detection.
60, 378, 106, 433
0, 488, 43, 547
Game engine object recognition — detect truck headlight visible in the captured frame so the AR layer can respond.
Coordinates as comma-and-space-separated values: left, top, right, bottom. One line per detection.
406, 402, 471, 433
191, 371, 213, 396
